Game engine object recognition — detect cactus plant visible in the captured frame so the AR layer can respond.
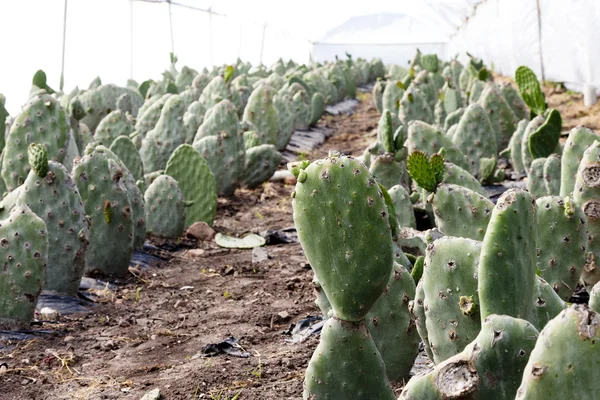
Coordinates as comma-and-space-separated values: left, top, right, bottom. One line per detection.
501, 82, 529, 121
16, 144, 88, 296
560, 126, 598, 197
399, 84, 434, 125
2, 91, 69, 191
515, 305, 599, 400
109, 136, 144, 182
508, 119, 529, 176
242, 144, 282, 189
381, 80, 405, 116
527, 157, 548, 198
478, 82, 518, 149
573, 141, 600, 290
422, 237, 482, 364
543, 154, 561, 196
443, 107, 465, 133
590, 282, 600, 312
406, 121, 469, 171
242, 84, 278, 145
94, 110, 134, 147
479, 189, 537, 321
0, 205, 48, 330
164, 144, 217, 226
515, 65, 546, 117
387, 184, 416, 229
144, 175, 186, 239
400, 315, 540, 400
372, 80, 385, 113
73, 147, 134, 276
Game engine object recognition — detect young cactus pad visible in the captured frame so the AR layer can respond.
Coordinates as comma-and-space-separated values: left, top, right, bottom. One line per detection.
144, 175, 186, 239
0, 205, 48, 330
289, 153, 394, 322
407, 151, 445, 193
515, 65, 546, 116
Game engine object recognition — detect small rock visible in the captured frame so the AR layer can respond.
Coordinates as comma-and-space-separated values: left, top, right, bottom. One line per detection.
252, 246, 269, 264
277, 311, 290, 320
187, 248, 205, 257
39, 307, 60, 321
223, 265, 234, 275
186, 222, 215, 241
140, 388, 161, 400
64, 336, 75, 343
180, 286, 194, 291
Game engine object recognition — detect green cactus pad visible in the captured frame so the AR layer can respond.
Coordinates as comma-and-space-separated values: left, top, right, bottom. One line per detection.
0, 205, 48, 330
410, 280, 434, 361
242, 84, 278, 145
242, 144, 282, 189
214, 233, 266, 249
303, 317, 395, 400
370, 153, 411, 191
528, 276, 567, 330
399, 84, 433, 125
109, 136, 144, 182
423, 237, 482, 364
291, 153, 393, 322
431, 184, 494, 241
515, 305, 599, 400
479, 189, 537, 321
165, 144, 217, 227
527, 158, 548, 198
94, 110, 134, 147
2, 92, 69, 191
377, 110, 395, 153
443, 107, 465, 133
478, 82, 518, 149
509, 119, 529, 175
515, 65, 546, 116
501, 82, 529, 121
73, 149, 133, 276
528, 108, 562, 159
400, 315, 539, 400
560, 126, 598, 197
144, 175, 185, 239
407, 151, 445, 193
388, 184, 416, 229
406, 121, 469, 171
542, 154, 561, 196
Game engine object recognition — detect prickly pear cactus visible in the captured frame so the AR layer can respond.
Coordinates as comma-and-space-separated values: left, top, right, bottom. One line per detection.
527, 157, 548, 198
97, 145, 146, 251
144, 175, 186, 239
406, 121, 469, 171
365, 263, 419, 381
399, 84, 433, 125
423, 237, 482, 364
242, 84, 278, 145
140, 95, 186, 173
372, 80, 385, 113
442, 82, 463, 115
388, 184, 416, 229
515, 65, 546, 116
529, 276, 567, 330
560, 126, 598, 197
193, 126, 245, 196
431, 183, 493, 241
528, 109, 562, 159
382, 80, 405, 116
292, 90, 311, 131
400, 315, 540, 400
242, 144, 282, 189
73, 148, 133, 276
369, 153, 410, 191
2, 91, 69, 191
478, 82, 518, 149
443, 107, 465, 132
303, 317, 396, 399
590, 282, 600, 312
310, 92, 325, 126
452, 103, 497, 179
134, 94, 172, 139
501, 82, 529, 121
165, 144, 217, 226
95, 110, 134, 146
109, 136, 144, 182
290, 153, 393, 321
521, 115, 546, 172
479, 189, 537, 321
273, 94, 295, 151
469, 79, 485, 104
182, 101, 206, 145
573, 141, 600, 290
442, 162, 487, 195
515, 305, 599, 400
0, 94, 8, 153
0, 205, 48, 330
407, 150, 445, 193
509, 119, 529, 176
16, 144, 88, 296
543, 154, 561, 196
534, 196, 587, 302
410, 280, 434, 362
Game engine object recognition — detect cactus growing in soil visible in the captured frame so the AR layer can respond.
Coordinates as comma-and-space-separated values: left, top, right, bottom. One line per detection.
94, 110, 134, 146
400, 315, 540, 400
372, 80, 385, 113
144, 175, 186, 239
2, 91, 69, 191
291, 152, 396, 398
140, 95, 186, 173
478, 82, 518, 149
479, 189, 537, 321
0, 205, 48, 330
515, 65, 546, 117
109, 136, 144, 182
430, 183, 494, 241
422, 237, 482, 364
501, 82, 529, 122
165, 144, 217, 226
273, 94, 295, 151
135, 93, 173, 140
365, 262, 419, 381
535, 196, 587, 301
406, 121, 469, 171
507, 119, 529, 176
560, 126, 598, 197
543, 154, 561, 196
527, 157, 548, 198
387, 184, 416, 229
399, 84, 433, 125
15, 144, 89, 296
242, 144, 282, 189
382, 80, 405, 117
73, 147, 134, 276
515, 305, 600, 400
452, 103, 497, 179
242, 84, 278, 145
309, 92, 325, 126
573, 140, 600, 290
182, 101, 206, 145
443, 107, 465, 133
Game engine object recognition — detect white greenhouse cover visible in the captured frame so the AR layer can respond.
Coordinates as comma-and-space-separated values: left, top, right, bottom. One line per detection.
0, 0, 598, 114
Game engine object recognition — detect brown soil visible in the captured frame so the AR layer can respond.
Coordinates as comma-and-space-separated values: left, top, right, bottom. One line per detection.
0, 83, 592, 400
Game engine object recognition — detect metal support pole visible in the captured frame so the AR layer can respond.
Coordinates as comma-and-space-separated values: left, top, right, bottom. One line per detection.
130, 0, 134, 79
60, 0, 68, 91
259, 23, 267, 66
238, 21, 243, 59
208, 8, 214, 67
535, 0, 545, 82
168, 0, 175, 55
